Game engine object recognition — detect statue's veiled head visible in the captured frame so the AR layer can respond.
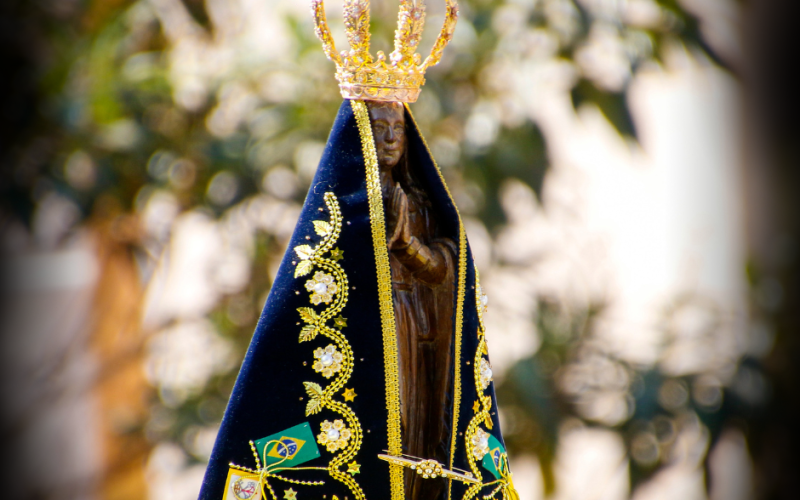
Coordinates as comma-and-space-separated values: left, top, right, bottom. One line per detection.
367, 101, 406, 171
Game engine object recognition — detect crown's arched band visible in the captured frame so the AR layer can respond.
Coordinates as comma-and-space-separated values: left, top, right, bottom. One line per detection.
311, 0, 459, 103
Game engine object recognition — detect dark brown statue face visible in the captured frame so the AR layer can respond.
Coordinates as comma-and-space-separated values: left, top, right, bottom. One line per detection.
367, 101, 406, 171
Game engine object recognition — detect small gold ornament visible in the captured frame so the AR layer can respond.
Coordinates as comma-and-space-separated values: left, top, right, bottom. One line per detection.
311, 0, 459, 103
377, 454, 478, 484
412, 459, 444, 479
283, 488, 297, 500
343, 388, 357, 401
347, 461, 361, 476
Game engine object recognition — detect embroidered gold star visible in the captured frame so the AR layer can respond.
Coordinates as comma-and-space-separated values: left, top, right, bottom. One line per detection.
347, 461, 361, 476
343, 387, 357, 401
473, 400, 480, 413
284, 488, 297, 500
330, 247, 344, 261
334, 316, 347, 328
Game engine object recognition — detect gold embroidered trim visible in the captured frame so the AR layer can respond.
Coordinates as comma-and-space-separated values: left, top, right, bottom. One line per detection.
462, 339, 491, 499
462, 268, 490, 498
293, 192, 365, 499
351, 99, 405, 500
403, 103, 468, 500
462, 269, 518, 500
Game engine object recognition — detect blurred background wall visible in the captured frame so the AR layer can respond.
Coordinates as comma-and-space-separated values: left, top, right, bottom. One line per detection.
1, 0, 798, 499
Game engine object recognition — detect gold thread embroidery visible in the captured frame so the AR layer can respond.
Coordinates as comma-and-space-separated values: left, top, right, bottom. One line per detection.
461, 267, 491, 498
462, 337, 491, 499
403, 103, 467, 500
351, 99, 405, 500
461, 269, 518, 499
292, 192, 366, 499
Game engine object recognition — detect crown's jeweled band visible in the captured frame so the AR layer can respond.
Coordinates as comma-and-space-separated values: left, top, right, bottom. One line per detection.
311, 0, 459, 103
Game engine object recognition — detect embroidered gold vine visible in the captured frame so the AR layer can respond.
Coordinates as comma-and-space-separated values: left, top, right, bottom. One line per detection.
351, 99, 405, 500
462, 269, 517, 500
293, 192, 365, 499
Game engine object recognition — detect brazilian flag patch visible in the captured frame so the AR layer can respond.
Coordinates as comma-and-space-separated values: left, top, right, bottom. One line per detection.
481, 433, 508, 480
254, 422, 320, 469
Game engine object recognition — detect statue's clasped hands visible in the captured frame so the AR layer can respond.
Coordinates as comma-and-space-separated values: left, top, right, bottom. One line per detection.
388, 183, 412, 250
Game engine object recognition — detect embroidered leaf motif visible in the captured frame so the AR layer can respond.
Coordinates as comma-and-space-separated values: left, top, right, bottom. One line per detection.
294, 244, 314, 260
304, 381, 324, 416
299, 325, 317, 342
298, 307, 318, 323
294, 259, 314, 278
304, 381, 323, 398
306, 397, 322, 416
313, 220, 332, 236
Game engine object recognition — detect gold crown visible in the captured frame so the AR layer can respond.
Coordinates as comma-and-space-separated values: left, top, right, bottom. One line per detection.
311, 0, 458, 103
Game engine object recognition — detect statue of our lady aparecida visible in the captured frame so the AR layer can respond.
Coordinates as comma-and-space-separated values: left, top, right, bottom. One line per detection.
199, 2, 519, 500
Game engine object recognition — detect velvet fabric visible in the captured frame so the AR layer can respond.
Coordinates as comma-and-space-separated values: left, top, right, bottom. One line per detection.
199, 100, 507, 500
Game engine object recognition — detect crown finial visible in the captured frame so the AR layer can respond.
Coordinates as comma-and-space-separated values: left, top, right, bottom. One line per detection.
311, 0, 459, 103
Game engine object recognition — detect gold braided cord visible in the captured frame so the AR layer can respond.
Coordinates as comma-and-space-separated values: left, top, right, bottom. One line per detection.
403, 103, 467, 500
351, 99, 405, 500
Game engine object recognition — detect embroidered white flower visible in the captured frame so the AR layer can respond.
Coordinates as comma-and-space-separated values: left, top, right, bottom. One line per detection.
305, 271, 339, 305
312, 344, 343, 378
471, 427, 490, 460
477, 284, 488, 314
479, 357, 493, 390
317, 419, 352, 452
